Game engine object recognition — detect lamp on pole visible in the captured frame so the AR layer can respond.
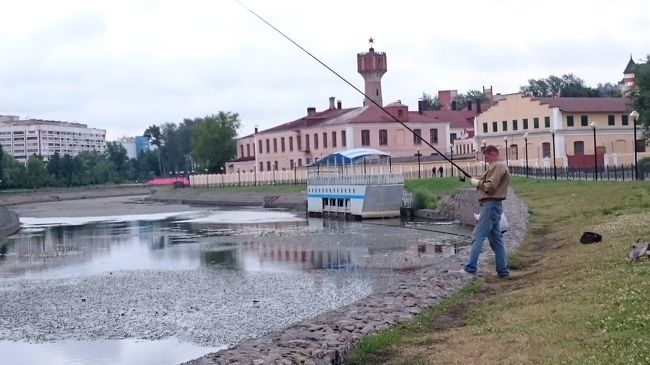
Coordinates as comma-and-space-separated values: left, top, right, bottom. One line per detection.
551, 127, 557, 180
590, 121, 598, 181
415, 149, 422, 179
523, 133, 529, 178
449, 144, 454, 176
503, 136, 509, 167
482, 141, 487, 172
630, 110, 640, 180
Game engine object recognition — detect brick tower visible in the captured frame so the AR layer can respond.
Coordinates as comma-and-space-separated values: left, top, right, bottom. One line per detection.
357, 38, 387, 107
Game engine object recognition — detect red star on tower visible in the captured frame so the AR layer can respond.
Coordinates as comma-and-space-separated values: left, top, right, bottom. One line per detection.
368, 37, 374, 45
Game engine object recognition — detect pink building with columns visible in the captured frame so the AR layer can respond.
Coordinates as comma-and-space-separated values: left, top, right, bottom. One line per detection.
227, 44, 478, 174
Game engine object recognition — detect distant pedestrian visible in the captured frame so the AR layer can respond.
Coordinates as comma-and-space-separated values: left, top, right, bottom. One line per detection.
432, 166, 436, 178
438, 166, 443, 177
458, 145, 510, 278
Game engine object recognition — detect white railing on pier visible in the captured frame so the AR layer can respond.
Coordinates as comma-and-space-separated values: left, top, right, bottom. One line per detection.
308, 174, 404, 186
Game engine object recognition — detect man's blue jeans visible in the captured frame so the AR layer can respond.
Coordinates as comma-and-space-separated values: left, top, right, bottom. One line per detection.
464, 200, 509, 277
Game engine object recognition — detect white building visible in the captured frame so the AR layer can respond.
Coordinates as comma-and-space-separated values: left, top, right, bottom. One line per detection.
0, 115, 106, 163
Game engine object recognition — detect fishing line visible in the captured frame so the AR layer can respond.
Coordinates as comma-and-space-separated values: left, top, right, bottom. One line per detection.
361, 221, 471, 238
235, 0, 472, 178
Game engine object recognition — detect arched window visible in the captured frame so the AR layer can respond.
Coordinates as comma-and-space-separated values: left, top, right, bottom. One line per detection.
542, 142, 551, 158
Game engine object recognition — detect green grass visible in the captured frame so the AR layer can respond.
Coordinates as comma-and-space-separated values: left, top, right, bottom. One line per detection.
348, 178, 650, 364
404, 177, 466, 209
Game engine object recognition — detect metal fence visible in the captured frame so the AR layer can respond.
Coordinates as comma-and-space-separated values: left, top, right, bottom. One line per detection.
509, 164, 648, 181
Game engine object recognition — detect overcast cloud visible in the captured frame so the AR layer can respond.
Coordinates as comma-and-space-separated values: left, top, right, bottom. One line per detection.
0, 0, 648, 140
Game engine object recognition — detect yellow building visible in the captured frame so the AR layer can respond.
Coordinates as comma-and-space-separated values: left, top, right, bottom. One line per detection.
474, 93, 647, 169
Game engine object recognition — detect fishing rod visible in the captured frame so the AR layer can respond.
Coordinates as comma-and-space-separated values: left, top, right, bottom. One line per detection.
235, 0, 473, 178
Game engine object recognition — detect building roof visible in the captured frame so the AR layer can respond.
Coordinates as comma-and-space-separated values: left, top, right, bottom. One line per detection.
624, 56, 637, 74
307, 148, 390, 167
259, 107, 355, 134
535, 97, 630, 113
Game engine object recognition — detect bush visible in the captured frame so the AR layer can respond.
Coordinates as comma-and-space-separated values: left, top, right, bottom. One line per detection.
413, 190, 437, 210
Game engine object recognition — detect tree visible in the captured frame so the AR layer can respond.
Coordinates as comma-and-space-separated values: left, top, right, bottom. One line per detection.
106, 141, 130, 182
631, 55, 650, 139
520, 73, 618, 98
25, 155, 48, 189
144, 125, 163, 148
453, 90, 487, 110
420, 92, 441, 111
1, 153, 27, 189
191, 112, 240, 172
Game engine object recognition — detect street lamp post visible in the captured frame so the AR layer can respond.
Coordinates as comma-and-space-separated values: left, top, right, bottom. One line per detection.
551, 128, 557, 180
237, 168, 241, 187
449, 144, 454, 176
415, 149, 422, 179
523, 133, 529, 178
503, 136, 509, 167
630, 111, 640, 180
590, 121, 598, 181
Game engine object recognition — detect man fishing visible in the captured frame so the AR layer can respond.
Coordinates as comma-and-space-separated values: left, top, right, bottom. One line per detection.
460, 145, 510, 278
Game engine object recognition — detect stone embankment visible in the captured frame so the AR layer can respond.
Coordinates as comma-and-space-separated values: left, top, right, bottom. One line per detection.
147, 189, 306, 210
0, 185, 153, 207
185, 188, 528, 365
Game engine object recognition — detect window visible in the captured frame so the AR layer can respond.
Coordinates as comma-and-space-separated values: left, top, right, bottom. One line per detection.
281, 137, 285, 152
240, 145, 244, 157
608, 115, 615, 126
482, 123, 488, 133
274, 161, 278, 171
341, 130, 347, 146
567, 115, 574, 127
533, 117, 540, 129
492, 122, 497, 132
413, 129, 422, 145
289, 136, 293, 151
332, 131, 337, 148
513, 120, 518, 131
622, 115, 629, 126
305, 134, 310, 151
322, 132, 328, 148
246, 144, 251, 156
379, 129, 388, 145
259, 162, 264, 172
523, 118, 529, 129
297, 158, 302, 167
297, 135, 302, 150
502, 121, 508, 131
313, 133, 318, 149
544, 117, 550, 128
581, 115, 588, 126
258, 140, 263, 154
266, 139, 270, 153
273, 138, 277, 153
450, 133, 457, 142
509, 144, 519, 160
267, 161, 271, 171
429, 128, 438, 144
574, 141, 585, 155
542, 142, 551, 158
361, 130, 370, 146
290, 159, 294, 170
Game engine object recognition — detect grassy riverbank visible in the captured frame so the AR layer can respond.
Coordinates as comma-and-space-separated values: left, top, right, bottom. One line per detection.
348, 178, 650, 364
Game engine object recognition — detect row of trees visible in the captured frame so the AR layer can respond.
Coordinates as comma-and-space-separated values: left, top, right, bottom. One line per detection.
0, 112, 240, 190
630, 55, 650, 136
520, 73, 622, 98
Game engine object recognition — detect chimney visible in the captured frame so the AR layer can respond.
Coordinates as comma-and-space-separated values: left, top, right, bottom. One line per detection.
254, 127, 258, 133
467, 100, 472, 111
418, 100, 423, 114
329, 97, 335, 110
337, 100, 342, 109
307, 107, 316, 116
476, 98, 482, 114
451, 100, 457, 111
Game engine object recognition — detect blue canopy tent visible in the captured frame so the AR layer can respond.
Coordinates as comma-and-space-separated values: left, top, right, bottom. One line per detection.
307, 148, 391, 167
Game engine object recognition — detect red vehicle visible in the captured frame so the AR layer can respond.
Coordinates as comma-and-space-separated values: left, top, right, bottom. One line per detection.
143, 177, 190, 188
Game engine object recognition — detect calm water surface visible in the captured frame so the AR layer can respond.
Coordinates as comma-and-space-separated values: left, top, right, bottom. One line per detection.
0, 205, 469, 365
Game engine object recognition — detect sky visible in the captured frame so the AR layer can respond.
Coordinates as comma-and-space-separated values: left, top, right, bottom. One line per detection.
0, 0, 648, 140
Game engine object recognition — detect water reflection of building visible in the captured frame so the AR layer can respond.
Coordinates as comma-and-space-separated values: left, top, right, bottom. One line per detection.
239, 241, 368, 269
406, 242, 457, 257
